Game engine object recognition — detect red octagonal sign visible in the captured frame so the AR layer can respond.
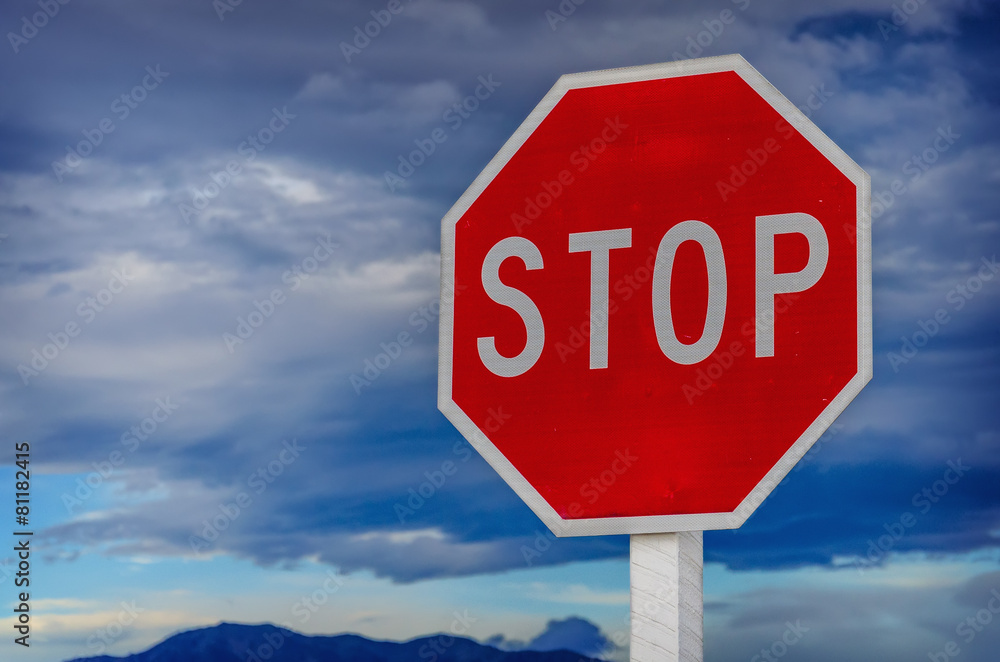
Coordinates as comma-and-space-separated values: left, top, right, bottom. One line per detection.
438, 55, 871, 536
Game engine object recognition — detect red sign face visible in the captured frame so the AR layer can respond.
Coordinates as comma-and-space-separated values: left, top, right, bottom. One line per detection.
438, 56, 871, 536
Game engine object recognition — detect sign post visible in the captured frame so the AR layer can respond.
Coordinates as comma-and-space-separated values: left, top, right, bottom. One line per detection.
438, 55, 871, 661
630, 532, 703, 662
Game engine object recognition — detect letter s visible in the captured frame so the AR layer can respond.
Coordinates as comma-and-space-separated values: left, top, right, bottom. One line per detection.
912, 492, 931, 515
248, 472, 267, 495
477, 237, 545, 377
87, 636, 106, 654
409, 311, 428, 333
77, 301, 96, 324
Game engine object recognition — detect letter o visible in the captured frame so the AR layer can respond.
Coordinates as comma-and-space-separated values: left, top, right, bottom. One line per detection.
652, 220, 727, 364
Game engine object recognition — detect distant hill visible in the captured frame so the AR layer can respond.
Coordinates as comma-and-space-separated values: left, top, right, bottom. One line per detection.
65, 622, 603, 662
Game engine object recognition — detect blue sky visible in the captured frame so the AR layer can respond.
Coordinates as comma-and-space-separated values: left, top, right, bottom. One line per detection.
0, 0, 998, 660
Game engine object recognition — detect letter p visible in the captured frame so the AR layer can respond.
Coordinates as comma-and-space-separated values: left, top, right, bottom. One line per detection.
755, 213, 829, 357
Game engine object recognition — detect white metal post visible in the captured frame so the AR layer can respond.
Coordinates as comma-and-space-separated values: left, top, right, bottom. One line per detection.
630, 531, 703, 662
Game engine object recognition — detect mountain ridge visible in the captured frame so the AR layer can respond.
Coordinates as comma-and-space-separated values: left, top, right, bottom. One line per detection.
64, 621, 604, 662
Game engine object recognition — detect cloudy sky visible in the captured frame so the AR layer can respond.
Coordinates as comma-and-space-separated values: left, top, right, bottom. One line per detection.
0, 0, 998, 660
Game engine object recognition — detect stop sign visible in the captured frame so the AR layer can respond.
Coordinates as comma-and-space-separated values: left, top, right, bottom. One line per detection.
438, 55, 871, 536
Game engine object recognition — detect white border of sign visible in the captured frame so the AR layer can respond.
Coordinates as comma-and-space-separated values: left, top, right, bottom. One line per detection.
438, 54, 872, 537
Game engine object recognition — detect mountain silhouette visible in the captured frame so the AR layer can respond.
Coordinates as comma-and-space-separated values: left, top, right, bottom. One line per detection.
65, 622, 603, 662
